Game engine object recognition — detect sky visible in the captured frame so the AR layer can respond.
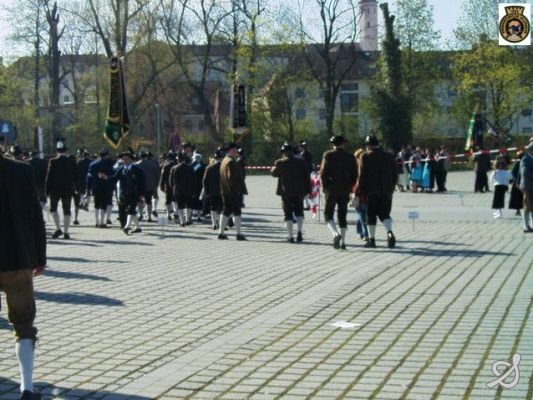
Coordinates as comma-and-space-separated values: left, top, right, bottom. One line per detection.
0, 0, 465, 61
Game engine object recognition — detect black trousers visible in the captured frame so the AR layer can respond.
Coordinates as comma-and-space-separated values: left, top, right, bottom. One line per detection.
475, 171, 489, 192
366, 193, 393, 226
324, 192, 349, 228
281, 195, 304, 221
49, 193, 72, 215
222, 194, 242, 217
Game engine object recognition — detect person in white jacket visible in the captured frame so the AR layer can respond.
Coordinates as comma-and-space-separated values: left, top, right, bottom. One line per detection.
490, 161, 512, 218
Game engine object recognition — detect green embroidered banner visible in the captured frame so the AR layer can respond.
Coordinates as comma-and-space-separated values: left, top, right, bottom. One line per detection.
104, 57, 130, 149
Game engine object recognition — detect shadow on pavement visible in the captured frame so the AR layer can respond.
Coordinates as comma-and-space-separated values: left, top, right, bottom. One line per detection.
43, 269, 113, 282
35, 291, 124, 306
0, 378, 152, 400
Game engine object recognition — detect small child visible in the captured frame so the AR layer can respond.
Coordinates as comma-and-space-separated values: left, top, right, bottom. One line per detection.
490, 162, 511, 219
308, 171, 321, 219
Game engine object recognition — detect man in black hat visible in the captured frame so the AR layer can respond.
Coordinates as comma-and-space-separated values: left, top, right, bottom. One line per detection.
272, 143, 311, 242
73, 149, 92, 225
87, 148, 115, 228
45, 139, 77, 239
218, 142, 248, 240
320, 135, 357, 249
298, 140, 315, 210
160, 151, 177, 220
136, 151, 161, 222
28, 151, 48, 209
0, 148, 47, 400
169, 152, 196, 227
203, 148, 224, 230
357, 135, 397, 248
106, 151, 145, 234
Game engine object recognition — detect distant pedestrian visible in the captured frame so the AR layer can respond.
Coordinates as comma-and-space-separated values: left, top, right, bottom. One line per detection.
136, 151, 161, 222
356, 135, 397, 248
45, 139, 77, 239
86, 148, 115, 228
518, 142, 533, 232
473, 146, 491, 192
319, 135, 357, 250
74, 148, 92, 225
202, 149, 224, 230
169, 152, 196, 227
508, 151, 524, 216
490, 162, 511, 219
218, 142, 248, 240
271, 142, 311, 243
28, 151, 48, 209
0, 150, 47, 400
160, 151, 177, 221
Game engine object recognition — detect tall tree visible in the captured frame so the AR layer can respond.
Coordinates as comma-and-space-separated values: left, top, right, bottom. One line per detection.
296, 0, 359, 138
394, 0, 441, 136
452, 39, 531, 142
370, 2, 411, 150
453, 0, 499, 48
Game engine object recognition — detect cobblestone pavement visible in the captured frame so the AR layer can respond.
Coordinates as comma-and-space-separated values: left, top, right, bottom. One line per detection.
1, 171, 531, 400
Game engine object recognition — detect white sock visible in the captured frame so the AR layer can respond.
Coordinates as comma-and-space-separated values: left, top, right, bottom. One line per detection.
368, 225, 377, 239
326, 220, 338, 237
105, 205, 112, 221
340, 227, 347, 245
178, 209, 185, 224
234, 216, 242, 235
383, 218, 392, 232
138, 203, 145, 217
166, 204, 173, 217
16, 339, 34, 393
52, 212, 61, 230
99, 209, 106, 225
63, 215, 71, 234
133, 215, 140, 229
524, 212, 532, 229
219, 215, 229, 234
147, 204, 153, 217
286, 220, 294, 239
211, 211, 219, 226
296, 216, 304, 233
187, 209, 192, 223
94, 209, 99, 225
125, 215, 133, 229
153, 198, 159, 211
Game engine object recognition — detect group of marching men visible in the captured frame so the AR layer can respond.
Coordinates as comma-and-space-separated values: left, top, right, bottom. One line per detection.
8, 133, 401, 248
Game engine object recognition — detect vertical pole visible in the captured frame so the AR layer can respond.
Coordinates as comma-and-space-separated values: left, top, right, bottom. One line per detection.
155, 103, 161, 159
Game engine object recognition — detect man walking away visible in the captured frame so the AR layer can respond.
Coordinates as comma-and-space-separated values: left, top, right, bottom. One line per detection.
320, 135, 357, 250
357, 135, 397, 248
218, 142, 248, 240
272, 143, 311, 243
0, 149, 47, 400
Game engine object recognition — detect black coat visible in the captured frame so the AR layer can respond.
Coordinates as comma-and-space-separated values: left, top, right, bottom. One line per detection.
0, 154, 46, 271
202, 161, 221, 197
45, 154, 77, 196
170, 162, 196, 197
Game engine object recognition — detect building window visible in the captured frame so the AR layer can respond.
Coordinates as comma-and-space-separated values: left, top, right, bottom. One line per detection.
340, 93, 358, 113
523, 127, 532, 134
198, 120, 204, 130
296, 109, 306, 120
341, 83, 358, 91
295, 88, 305, 98
63, 95, 72, 104
62, 79, 70, 89
319, 109, 326, 120
183, 120, 193, 131
522, 108, 532, 117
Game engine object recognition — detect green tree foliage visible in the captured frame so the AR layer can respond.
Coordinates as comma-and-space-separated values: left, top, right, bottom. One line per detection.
452, 39, 531, 139
369, 3, 412, 150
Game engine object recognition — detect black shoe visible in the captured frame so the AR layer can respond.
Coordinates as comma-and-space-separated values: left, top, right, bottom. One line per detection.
364, 238, 376, 248
63, 233, 71, 240
524, 227, 533, 233
197, 217, 203, 223
106, 219, 113, 225
132, 228, 142, 233
218, 233, 228, 240
186, 221, 193, 225
287, 237, 295, 243
213, 225, 219, 230
180, 223, 186, 227
340, 243, 346, 250
333, 234, 341, 249
52, 229, 63, 239
20, 390, 41, 400
236, 234, 247, 241
387, 231, 396, 248
99, 224, 109, 229
297, 231, 303, 242
138, 215, 144, 221
123, 227, 131, 236
73, 220, 80, 225
152, 210, 158, 217
147, 218, 154, 222
303, 206, 310, 211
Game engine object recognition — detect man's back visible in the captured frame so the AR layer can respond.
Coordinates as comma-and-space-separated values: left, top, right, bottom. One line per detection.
358, 148, 397, 196
0, 155, 46, 272
320, 148, 357, 195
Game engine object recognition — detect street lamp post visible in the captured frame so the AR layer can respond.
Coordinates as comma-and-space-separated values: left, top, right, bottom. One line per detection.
155, 103, 161, 159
